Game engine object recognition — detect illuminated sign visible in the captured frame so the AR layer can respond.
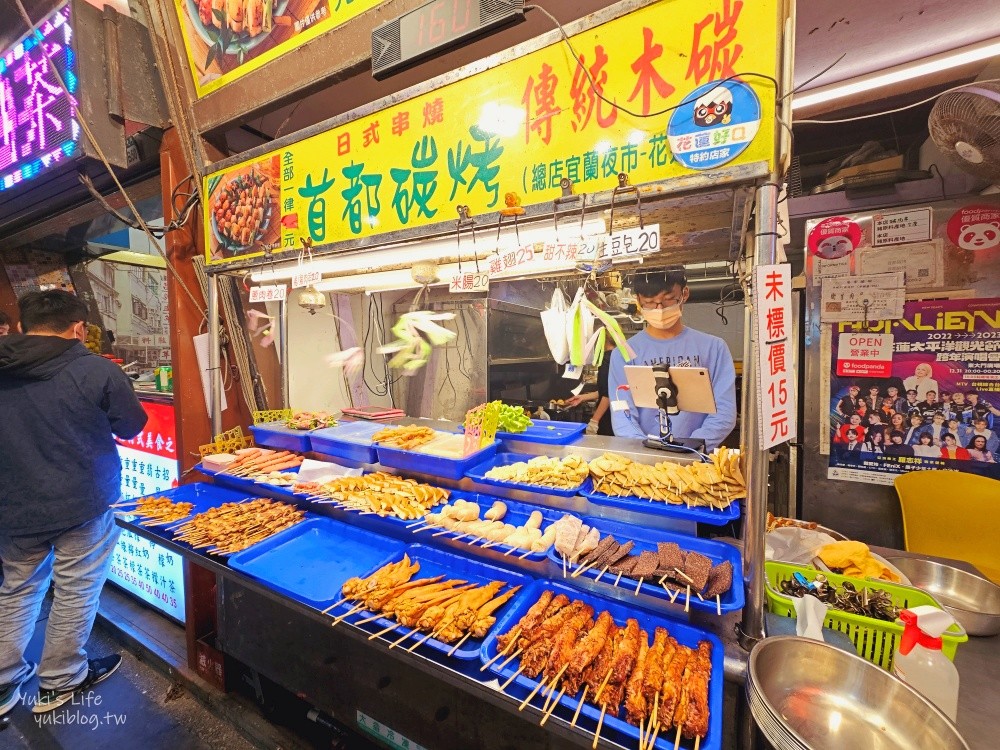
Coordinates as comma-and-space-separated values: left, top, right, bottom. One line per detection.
111, 400, 186, 623
0, 4, 80, 193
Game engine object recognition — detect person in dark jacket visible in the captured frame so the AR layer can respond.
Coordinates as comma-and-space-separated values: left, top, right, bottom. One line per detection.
0, 310, 11, 336
0, 291, 147, 716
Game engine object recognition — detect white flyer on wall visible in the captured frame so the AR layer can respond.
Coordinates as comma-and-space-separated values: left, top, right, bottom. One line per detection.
754, 264, 796, 450
856, 239, 944, 289
872, 207, 932, 246
820, 272, 905, 322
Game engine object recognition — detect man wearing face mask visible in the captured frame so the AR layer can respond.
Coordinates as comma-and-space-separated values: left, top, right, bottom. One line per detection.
0, 291, 147, 716
607, 269, 737, 451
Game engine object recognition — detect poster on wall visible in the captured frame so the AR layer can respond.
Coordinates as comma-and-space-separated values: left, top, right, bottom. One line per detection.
174, 0, 385, 97
203, 0, 781, 264
827, 299, 1000, 486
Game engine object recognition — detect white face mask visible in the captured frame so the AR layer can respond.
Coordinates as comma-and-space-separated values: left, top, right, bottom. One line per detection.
641, 302, 683, 330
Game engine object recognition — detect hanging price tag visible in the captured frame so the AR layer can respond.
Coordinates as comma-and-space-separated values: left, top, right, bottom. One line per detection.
248, 284, 287, 303
609, 223, 660, 257
291, 269, 322, 289
449, 271, 490, 293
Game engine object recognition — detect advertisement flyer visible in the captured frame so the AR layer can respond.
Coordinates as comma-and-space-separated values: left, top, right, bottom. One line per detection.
828, 298, 1000, 485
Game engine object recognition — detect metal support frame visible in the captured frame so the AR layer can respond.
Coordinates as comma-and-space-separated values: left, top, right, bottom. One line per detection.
207, 272, 222, 436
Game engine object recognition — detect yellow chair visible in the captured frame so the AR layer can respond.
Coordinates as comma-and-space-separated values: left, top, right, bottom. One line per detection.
894, 470, 1000, 584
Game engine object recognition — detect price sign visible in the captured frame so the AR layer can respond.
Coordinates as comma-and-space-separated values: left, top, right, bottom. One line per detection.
291, 270, 322, 289
608, 224, 660, 257
754, 264, 796, 450
449, 271, 489, 293
249, 284, 288, 302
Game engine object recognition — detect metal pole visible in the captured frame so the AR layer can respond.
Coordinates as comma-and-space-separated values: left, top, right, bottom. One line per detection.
280, 299, 290, 408
207, 272, 223, 436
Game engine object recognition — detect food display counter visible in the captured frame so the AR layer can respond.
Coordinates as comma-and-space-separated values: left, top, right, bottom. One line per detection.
116, 428, 749, 750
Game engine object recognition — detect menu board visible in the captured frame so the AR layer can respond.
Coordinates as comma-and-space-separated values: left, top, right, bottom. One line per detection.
110, 399, 186, 622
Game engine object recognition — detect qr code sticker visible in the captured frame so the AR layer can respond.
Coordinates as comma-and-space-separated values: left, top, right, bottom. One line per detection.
918, 268, 929, 278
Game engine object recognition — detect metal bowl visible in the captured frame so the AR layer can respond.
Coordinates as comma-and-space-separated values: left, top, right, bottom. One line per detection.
884, 556, 1000, 637
749, 636, 969, 750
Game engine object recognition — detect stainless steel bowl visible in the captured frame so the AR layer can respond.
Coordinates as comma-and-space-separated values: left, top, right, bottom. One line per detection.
885, 556, 1000, 637
749, 636, 969, 750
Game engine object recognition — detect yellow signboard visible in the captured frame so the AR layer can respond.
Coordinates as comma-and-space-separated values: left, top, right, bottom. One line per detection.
204, 0, 779, 265
175, 0, 385, 97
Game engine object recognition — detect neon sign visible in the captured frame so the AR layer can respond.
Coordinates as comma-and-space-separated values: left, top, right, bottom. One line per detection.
0, 4, 79, 193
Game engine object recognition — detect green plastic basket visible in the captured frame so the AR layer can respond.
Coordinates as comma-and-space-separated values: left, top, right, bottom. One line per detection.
764, 561, 968, 670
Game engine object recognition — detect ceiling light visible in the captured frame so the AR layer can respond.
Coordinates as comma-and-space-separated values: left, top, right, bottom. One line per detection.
792, 37, 1000, 111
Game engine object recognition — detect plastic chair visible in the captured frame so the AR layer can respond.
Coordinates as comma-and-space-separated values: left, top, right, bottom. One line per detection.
894, 470, 1000, 584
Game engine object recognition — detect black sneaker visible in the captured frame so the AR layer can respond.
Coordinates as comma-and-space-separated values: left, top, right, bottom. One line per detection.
32, 655, 122, 715
0, 663, 37, 716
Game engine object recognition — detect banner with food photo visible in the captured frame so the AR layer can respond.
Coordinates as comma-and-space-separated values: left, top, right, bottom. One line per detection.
827, 298, 1000, 485
206, 155, 281, 262
174, 0, 384, 97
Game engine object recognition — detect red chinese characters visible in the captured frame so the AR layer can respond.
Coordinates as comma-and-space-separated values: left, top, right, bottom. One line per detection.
754, 264, 795, 448
570, 45, 617, 132
687, 0, 744, 86
522, 63, 560, 144
627, 27, 675, 115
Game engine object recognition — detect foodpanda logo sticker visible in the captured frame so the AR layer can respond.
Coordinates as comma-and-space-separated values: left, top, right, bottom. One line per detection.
807, 216, 864, 259
667, 80, 761, 171
946, 204, 1000, 251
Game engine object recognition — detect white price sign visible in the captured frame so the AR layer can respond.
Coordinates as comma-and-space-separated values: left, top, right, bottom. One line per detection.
608, 223, 660, 257
449, 271, 489, 293
249, 284, 287, 303
108, 528, 186, 623
291, 270, 322, 289
754, 264, 796, 450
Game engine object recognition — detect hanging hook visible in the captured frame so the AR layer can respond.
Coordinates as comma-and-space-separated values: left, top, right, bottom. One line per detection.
552, 178, 585, 242
455, 205, 477, 272
608, 172, 644, 234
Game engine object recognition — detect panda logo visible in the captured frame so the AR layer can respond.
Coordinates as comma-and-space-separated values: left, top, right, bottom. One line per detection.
815, 235, 856, 259
956, 221, 1000, 250
693, 86, 733, 128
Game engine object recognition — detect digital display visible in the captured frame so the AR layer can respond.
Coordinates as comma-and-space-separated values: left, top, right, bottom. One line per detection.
399, 0, 482, 60
0, 4, 80, 193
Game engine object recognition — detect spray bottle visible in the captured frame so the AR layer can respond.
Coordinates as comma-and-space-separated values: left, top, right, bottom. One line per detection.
892, 605, 960, 721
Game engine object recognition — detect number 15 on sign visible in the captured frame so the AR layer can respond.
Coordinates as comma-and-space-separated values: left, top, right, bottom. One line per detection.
754, 264, 796, 450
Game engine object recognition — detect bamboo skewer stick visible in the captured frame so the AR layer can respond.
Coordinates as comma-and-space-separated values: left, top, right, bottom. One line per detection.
500, 665, 523, 690
614, 571, 624, 588
635, 577, 645, 596
368, 622, 400, 640
673, 725, 683, 750
570, 686, 588, 728
592, 703, 607, 749
354, 612, 386, 626
684, 585, 691, 614
517, 675, 550, 711
389, 629, 414, 649
647, 723, 661, 750
331, 603, 363, 625
593, 668, 614, 703
594, 565, 610, 583
447, 632, 471, 657
540, 686, 565, 726
406, 631, 435, 653
716, 595, 722, 616
498, 647, 523, 671
540, 664, 568, 714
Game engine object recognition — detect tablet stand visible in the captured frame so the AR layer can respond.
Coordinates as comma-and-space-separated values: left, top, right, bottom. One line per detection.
640, 365, 708, 454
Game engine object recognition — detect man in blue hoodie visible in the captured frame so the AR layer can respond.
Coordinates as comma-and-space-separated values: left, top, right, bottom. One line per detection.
0, 290, 147, 716
608, 269, 737, 451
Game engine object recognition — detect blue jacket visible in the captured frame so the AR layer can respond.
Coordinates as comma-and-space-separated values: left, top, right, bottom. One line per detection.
0, 335, 147, 536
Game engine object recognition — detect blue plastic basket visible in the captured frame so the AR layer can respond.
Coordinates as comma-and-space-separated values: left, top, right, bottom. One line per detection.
581, 483, 741, 527
493, 420, 585, 445
376, 440, 498, 481
332, 544, 532, 660
249, 421, 313, 452
413, 491, 568, 563
547, 516, 743, 615
229, 517, 405, 609
310, 421, 386, 464
481, 580, 724, 750
465, 452, 592, 498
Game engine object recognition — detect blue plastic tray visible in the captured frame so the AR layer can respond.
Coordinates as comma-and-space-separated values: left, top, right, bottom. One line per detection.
547, 517, 743, 615
228, 517, 405, 609
249, 421, 313, 452
481, 580, 724, 750
198, 462, 305, 503
494, 420, 585, 445
310, 422, 386, 464
333, 544, 531, 660
376, 440, 498, 481
412, 491, 568, 563
581, 483, 741, 527
465, 452, 592, 498
121, 483, 250, 532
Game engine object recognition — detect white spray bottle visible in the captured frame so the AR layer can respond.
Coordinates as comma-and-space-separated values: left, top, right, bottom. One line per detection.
892, 605, 960, 721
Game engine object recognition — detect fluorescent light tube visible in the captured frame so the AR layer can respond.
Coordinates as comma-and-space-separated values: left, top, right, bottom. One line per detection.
249, 217, 607, 282
792, 37, 1000, 111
